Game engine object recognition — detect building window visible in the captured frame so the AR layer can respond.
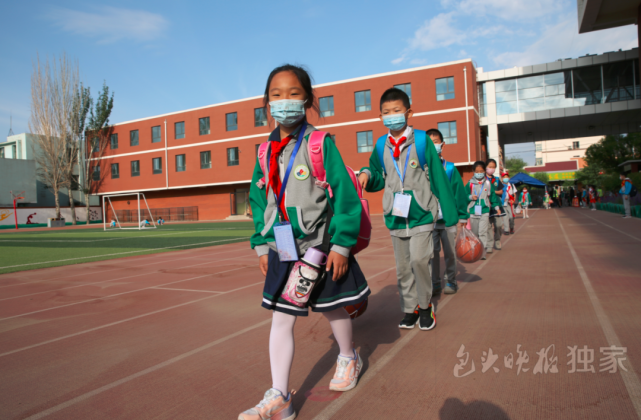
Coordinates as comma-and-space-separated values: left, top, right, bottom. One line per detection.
130, 130, 139, 146
536, 158, 543, 166
200, 151, 212, 169
175, 122, 185, 139
254, 108, 267, 127
0, 148, 4, 158
535, 144, 542, 152
320, 96, 335, 117
437, 121, 457, 144
572, 141, 580, 150
355, 90, 371, 112
199, 117, 210, 135
152, 126, 161, 143
110, 134, 118, 149
227, 147, 239, 166
478, 82, 487, 117
153, 157, 162, 174
176, 154, 186, 172
111, 163, 119, 179
91, 137, 99, 153
357, 131, 374, 153
436, 77, 455, 101
226, 112, 238, 131
131, 160, 140, 177
92, 165, 100, 181
394, 83, 412, 104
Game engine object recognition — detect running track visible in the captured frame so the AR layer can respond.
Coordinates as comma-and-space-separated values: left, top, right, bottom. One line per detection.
0, 208, 640, 419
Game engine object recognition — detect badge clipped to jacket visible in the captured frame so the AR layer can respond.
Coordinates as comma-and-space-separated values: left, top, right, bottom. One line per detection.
389, 145, 413, 219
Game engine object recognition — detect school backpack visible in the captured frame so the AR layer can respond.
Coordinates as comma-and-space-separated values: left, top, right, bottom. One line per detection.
257, 131, 372, 255
628, 180, 638, 198
376, 129, 432, 174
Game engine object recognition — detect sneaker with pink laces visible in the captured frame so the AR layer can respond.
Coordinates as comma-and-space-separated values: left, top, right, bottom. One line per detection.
238, 388, 295, 420
329, 349, 363, 392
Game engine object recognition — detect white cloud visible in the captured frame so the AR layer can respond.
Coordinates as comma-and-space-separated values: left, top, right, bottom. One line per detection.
493, 15, 638, 68
46, 6, 168, 44
451, 0, 564, 21
409, 12, 467, 52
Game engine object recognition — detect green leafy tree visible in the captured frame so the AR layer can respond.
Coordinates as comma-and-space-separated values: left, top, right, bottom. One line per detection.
585, 133, 641, 173
532, 172, 549, 184
80, 82, 114, 224
505, 157, 527, 176
575, 165, 603, 189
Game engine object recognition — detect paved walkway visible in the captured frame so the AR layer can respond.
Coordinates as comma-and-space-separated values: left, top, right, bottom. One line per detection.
0, 208, 639, 419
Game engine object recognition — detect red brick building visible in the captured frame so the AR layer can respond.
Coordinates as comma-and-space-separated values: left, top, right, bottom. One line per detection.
94, 59, 483, 220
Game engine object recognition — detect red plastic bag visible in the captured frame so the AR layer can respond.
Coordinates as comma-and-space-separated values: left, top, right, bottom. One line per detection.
456, 226, 485, 263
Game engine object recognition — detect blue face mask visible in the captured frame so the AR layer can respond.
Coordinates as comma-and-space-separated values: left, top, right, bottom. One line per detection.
382, 112, 407, 131
503, 177, 510, 183
269, 99, 306, 127
474, 172, 486, 180
434, 143, 443, 154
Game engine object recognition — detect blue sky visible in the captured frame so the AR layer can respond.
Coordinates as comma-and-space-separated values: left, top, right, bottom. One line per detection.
0, 0, 637, 164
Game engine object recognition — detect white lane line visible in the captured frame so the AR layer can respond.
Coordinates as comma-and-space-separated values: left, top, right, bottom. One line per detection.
0, 243, 252, 289
152, 287, 222, 294
0, 281, 264, 358
22, 317, 273, 420
16, 258, 400, 417
0, 236, 252, 270
0, 253, 256, 302
0, 265, 256, 322
313, 213, 533, 420
574, 209, 641, 243
555, 211, 641, 419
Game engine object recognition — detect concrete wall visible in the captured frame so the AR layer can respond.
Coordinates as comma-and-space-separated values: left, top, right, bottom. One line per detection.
0, 159, 37, 206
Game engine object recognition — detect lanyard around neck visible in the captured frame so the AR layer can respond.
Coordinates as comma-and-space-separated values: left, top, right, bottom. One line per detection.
389, 144, 412, 188
269, 121, 307, 219
471, 180, 486, 203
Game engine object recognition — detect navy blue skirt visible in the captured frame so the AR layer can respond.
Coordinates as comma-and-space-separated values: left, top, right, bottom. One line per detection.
261, 249, 370, 317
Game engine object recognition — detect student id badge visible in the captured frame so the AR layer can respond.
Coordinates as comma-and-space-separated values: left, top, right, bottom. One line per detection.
392, 193, 412, 218
273, 222, 299, 262
474, 205, 483, 216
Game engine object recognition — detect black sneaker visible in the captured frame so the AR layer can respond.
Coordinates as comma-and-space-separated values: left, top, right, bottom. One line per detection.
418, 304, 436, 331
398, 309, 419, 329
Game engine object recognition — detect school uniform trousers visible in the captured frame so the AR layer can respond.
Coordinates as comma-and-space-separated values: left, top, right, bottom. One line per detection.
431, 225, 457, 287
504, 204, 515, 233
470, 214, 490, 253
391, 231, 434, 313
488, 215, 503, 249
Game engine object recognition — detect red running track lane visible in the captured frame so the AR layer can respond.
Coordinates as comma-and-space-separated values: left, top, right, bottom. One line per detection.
0, 214, 640, 419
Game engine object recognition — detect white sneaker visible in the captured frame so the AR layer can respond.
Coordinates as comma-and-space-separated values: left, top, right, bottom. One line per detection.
329, 350, 363, 392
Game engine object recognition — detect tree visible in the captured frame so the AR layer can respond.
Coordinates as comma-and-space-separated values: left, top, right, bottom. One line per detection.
29, 54, 78, 220
585, 134, 641, 173
505, 157, 527, 175
575, 165, 602, 188
64, 84, 91, 225
79, 83, 114, 224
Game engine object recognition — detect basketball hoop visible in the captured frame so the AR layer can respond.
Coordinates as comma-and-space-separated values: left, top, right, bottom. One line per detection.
10, 190, 25, 230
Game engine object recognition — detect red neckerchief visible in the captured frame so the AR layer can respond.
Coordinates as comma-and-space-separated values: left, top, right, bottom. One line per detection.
389, 136, 407, 159
267, 133, 294, 220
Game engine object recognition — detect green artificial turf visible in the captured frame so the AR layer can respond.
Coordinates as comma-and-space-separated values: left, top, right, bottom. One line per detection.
0, 222, 255, 274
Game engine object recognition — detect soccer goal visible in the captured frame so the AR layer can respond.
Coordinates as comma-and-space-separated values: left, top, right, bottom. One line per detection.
102, 193, 157, 231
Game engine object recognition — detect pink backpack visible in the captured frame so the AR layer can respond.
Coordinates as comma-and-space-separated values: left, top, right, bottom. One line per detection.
257, 131, 371, 255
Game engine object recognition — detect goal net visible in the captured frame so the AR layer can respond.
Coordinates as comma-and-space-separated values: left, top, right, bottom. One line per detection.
103, 193, 157, 231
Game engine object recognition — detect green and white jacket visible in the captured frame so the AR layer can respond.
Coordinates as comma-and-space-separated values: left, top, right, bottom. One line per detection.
360, 127, 458, 237
249, 124, 361, 258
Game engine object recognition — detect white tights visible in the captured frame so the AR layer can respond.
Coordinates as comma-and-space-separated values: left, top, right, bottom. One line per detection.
270, 308, 353, 395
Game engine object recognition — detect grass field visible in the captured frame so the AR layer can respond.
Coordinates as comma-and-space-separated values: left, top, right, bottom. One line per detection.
0, 221, 255, 275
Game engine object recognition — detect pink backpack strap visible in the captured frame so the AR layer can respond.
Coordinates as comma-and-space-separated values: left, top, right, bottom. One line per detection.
256, 142, 270, 189
308, 131, 331, 194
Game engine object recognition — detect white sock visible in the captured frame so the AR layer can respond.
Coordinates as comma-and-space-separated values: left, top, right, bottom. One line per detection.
323, 308, 354, 358
270, 311, 296, 395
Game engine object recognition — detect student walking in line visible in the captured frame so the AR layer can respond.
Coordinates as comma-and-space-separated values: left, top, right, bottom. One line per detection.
242, 65, 369, 420
544, 191, 550, 209
520, 187, 531, 219
501, 171, 516, 235
485, 159, 505, 252
464, 161, 502, 259
426, 129, 469, 295
358, 87, 459, 330
620, 173, 634, 218
589, 185, 597, 211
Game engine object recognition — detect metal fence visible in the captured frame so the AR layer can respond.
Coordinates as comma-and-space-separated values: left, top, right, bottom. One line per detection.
111, 206, 199, 223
